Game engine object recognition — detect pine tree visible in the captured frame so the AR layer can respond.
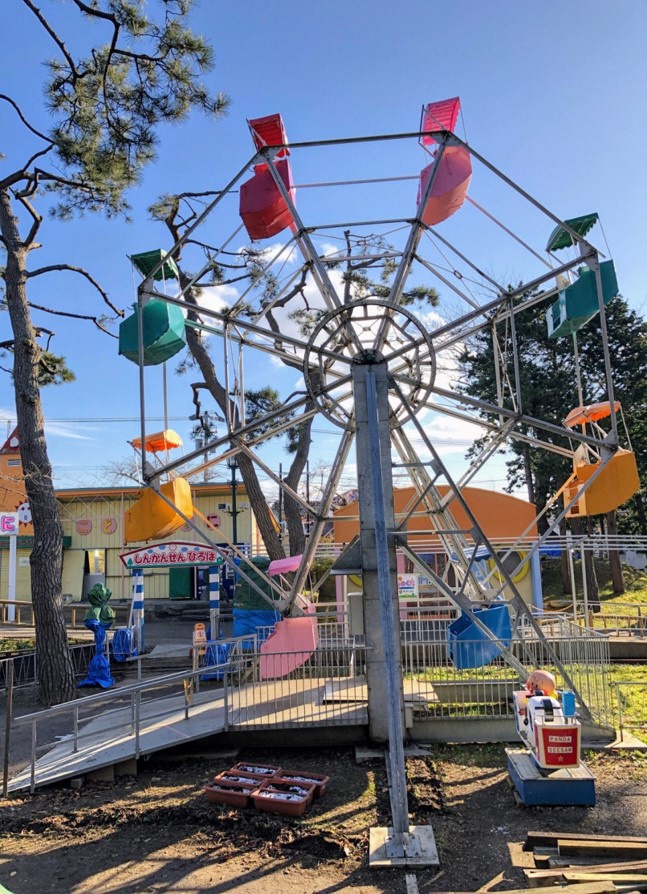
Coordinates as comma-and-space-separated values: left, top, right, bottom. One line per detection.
460, 293, 647, 535
0, 0, 228, 705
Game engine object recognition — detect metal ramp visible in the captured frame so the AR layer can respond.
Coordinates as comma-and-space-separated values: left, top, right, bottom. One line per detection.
8, 666, 369, 793
9, 687, 229, 793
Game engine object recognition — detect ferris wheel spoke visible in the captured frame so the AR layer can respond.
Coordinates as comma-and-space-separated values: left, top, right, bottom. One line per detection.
429, 385, 606, 453
236, 442, 316, 516
284, 426, 356, 612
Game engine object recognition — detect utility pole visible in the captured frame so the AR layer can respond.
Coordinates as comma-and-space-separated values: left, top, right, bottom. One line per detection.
228, 456, 241, 544
305, 459, 311, 538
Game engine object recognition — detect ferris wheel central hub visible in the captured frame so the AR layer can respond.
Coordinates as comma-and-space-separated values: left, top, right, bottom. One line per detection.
353, 348, 385, 365
303, 299, 437, 430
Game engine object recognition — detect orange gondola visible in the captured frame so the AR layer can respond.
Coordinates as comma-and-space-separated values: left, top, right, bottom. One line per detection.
561, 401, 640, 517
131, 429, 183, 454
124, 477, 194, 543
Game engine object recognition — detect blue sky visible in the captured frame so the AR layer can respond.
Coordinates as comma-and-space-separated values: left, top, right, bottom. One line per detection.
1, 0, 646, 497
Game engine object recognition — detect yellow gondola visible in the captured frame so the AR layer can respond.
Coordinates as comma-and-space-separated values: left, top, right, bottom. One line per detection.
124, 477, 194, 543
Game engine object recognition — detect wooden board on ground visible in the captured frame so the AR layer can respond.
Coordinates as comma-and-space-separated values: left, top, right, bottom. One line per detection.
525, 832, 647, 851
558, 841, 647, 859
525, 869, 647, 888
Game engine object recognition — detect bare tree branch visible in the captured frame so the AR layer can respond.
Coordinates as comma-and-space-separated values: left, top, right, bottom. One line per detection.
26, 264, 123, 316
0, 93, 53, 144
15, 194, 42, 248
25, 301, 118, 336
20, 0, 77, 74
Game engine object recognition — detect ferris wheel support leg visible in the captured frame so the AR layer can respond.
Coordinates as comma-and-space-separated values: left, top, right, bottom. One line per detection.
354, 362, 408, 815
357, 361, 440, 867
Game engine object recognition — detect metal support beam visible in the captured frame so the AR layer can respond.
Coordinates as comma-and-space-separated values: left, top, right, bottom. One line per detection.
353, 361, 408, 831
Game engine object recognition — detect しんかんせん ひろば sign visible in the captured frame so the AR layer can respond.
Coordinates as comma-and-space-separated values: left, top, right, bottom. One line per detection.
119, 541, 225, 569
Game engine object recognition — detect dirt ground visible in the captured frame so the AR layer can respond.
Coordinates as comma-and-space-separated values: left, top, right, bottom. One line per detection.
1, 741, 647, 894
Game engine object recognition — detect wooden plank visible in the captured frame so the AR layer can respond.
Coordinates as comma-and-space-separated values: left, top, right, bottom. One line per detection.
526, 832, 647, 852
548, 860, 647, 873
435, 884, 617, 894
526, 869, 647, 889
559, 842, 647, 859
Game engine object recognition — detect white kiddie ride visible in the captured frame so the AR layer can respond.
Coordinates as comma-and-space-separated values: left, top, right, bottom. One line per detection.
513, 670, 581, 770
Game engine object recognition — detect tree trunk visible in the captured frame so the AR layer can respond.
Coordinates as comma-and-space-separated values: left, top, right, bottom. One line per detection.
283, 416, 314, 556
606, 510, 625, 595
0, 189, 76, 706
181, 294, 285, 560
523, 444, 535, 505
583, 518, 600, 613
560, 518, 572, 595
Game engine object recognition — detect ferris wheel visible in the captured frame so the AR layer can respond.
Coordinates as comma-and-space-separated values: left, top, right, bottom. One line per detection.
120, 98, 633, 862
123, 99, 631, 626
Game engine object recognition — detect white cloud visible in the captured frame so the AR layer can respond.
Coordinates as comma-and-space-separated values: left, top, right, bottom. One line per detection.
195, 283, 239, 315
45, 423, 96, 441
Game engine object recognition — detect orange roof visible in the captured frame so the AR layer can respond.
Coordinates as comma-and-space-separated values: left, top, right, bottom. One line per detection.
564, 401, 620, 429
332, 485, 537, 545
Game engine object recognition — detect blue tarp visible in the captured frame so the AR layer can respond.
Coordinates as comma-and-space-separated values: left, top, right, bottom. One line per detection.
201, 641, 234, 680
233, 607, 281, 648
111, 627, 138, 663
78, 620, 114, 689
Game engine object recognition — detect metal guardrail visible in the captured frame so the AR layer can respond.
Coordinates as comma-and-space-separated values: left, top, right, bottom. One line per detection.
5, 618, 618, 794
8, 663, 231, 794
401, 618, 613, 728
592, 604, 647, 638
0, 600, 130, 628
5, 640, 368, 793
614, 680, 647, 744
0, 643, 95, 691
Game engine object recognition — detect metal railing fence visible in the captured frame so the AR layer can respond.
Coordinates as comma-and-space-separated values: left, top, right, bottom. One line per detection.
0, 643, 95, 692
614, 680, 647, 744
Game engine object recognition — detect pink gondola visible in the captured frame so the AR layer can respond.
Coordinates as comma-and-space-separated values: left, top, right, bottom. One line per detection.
248, 113, 290, 157
420, 97, 461, 145
259, 616, 318, 680
240, 113, 295, 241
418, 145, 472, 226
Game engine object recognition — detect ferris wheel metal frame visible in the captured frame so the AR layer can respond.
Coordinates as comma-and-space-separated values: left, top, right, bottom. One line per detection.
135, 122, 620, 612
129, 115, 622, 862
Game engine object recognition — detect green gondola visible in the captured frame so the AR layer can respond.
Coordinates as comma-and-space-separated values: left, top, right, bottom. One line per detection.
547, 259, 618, 339
119, 298, 186, 365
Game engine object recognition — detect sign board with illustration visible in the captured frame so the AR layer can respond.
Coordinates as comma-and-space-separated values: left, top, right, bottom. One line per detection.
0, 512, 19, 535
119, 541, 225, 569
397, 573, 420, 599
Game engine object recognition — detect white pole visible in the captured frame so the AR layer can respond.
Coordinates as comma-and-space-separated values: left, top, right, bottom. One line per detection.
208, 564, 221, 640
8, 533, 16, 623
582, 543, 589, 625
567, 540, 577, 620
131, 569, 144, 654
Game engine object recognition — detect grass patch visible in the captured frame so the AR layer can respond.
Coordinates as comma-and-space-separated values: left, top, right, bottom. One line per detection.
541, 557, 647, 606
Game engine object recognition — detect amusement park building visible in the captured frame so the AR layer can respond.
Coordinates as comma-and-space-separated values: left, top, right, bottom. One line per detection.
0, 428, 257, 604
332, 486, 541, 607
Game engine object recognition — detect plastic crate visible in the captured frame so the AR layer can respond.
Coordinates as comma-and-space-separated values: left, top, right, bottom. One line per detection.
274, 770, 329, 798
204, 779, 257, 808
252, 780, 316, 816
